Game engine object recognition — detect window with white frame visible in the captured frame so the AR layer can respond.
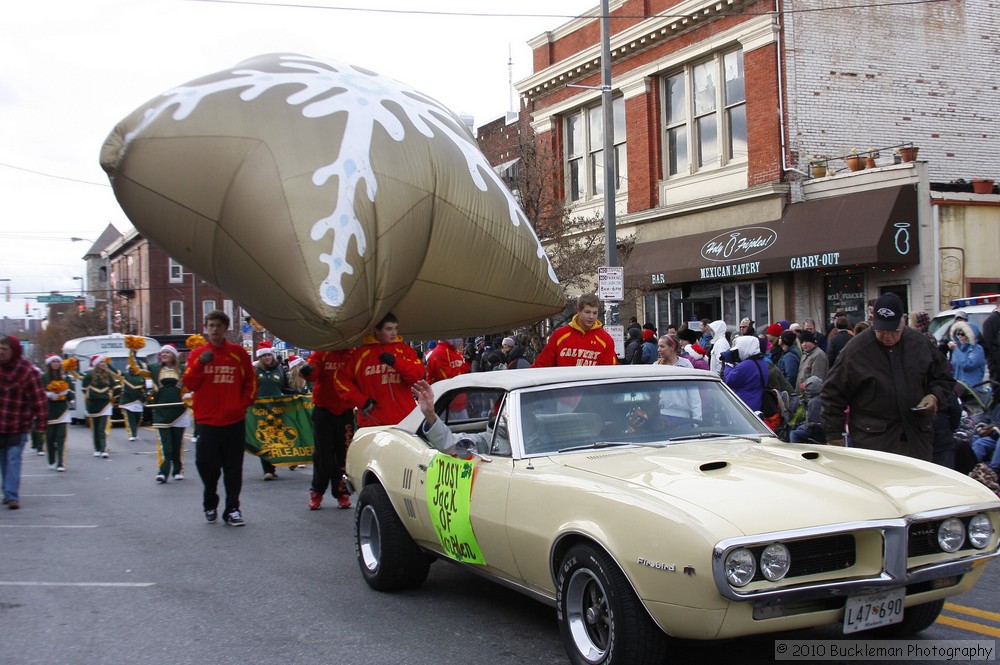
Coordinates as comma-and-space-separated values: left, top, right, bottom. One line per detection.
168, 258, 183, 283
202, 300, 216, 319
565, 96, 627, 202
663, 48, 746, 177
170, 300, 184, 332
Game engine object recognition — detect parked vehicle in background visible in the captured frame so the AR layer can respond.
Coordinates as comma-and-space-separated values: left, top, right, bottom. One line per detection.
929, 294, 999, 345
62, 334, 161, 424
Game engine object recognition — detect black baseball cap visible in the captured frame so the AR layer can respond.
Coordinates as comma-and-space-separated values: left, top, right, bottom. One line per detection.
872, 293, 904, 331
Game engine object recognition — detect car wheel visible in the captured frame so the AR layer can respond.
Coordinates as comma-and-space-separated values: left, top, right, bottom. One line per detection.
355, 484, 432, 591
861, 599, 944, 638
557, 544, 667, 665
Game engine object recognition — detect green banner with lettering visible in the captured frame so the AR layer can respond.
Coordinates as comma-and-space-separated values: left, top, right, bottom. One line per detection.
425, 454, 485, 565
245, 394, 314, 465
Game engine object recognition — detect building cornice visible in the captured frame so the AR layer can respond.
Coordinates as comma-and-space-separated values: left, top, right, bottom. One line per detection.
519, 0, 763, 101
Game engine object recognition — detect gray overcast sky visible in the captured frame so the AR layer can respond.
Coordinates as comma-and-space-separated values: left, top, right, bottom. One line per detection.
0, 0, 594, 320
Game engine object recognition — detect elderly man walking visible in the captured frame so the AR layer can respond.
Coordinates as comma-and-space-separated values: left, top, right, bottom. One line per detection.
821, 293, 954, 461
0, 336, 47, 510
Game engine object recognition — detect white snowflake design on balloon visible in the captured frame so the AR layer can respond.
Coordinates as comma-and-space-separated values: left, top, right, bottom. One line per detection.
124, 54, 558, 307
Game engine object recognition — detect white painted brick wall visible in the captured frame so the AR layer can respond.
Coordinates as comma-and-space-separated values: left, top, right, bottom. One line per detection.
783, 0, 1000, 182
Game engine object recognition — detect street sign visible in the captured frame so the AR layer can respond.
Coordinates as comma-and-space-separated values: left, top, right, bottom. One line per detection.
37, 295, 77, 303
598, 266, 624, 301
85, 295, 96, 309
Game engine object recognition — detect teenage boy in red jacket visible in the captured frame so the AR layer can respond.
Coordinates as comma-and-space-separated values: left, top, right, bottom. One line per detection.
334, 312, 424, 428
532, 294, 618, 367
301, 349, 354, 510
183, 310, 257, 526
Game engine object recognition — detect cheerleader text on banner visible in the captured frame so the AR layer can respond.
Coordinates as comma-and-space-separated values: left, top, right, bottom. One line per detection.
245, 394, 314, 466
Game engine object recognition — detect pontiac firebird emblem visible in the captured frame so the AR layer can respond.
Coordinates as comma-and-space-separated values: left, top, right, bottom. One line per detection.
637, 557, 675, 572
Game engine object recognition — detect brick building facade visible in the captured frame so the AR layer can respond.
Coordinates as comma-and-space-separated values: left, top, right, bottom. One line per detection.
492, 0, 999, 335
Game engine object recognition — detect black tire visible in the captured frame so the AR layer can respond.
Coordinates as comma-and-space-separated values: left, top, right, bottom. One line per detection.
557, 544, 668, 665
861, 599, 944, 638
354, 484, 432, 591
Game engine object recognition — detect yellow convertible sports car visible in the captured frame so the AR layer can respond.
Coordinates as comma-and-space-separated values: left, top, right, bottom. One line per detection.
345, 365, 999, 665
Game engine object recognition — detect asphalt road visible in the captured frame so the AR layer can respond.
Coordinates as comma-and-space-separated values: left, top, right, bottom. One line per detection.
2, 423, 998, 665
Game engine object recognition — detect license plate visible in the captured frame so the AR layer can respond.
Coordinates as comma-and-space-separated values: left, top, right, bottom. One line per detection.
842, 588, 905, 634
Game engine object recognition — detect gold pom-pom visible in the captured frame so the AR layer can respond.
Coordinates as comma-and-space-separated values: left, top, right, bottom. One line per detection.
186, 334, 207, 349
125, 335, 146, 350
63, 357, 78, 371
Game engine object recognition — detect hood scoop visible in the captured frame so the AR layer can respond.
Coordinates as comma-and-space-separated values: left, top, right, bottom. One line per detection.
699, 460, 729, 472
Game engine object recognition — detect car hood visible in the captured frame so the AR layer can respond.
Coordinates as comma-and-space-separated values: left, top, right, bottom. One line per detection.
556, 441, 996, 535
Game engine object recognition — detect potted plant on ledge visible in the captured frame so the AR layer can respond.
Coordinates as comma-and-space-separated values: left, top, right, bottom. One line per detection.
846, 148, 865, 172
808, 156, 828, 178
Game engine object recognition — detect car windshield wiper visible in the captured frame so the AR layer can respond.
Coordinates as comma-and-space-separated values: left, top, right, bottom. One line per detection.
557, 441, 634, 453
667, 432, 763, 443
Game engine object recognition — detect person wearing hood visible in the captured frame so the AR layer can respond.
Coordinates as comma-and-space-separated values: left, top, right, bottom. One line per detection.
947, 320, 986, 397
501, 336, 531, 370
639, 328, 658, 364
0, 337, 47, 509
707, 319, 731, 377
532, 294, 618, 367
722, 336, 769, 412
334, 312, 424, 427
789, 375, 826, 443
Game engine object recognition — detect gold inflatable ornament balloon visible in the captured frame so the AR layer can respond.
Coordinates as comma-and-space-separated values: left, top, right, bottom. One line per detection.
101, 53, 563, 349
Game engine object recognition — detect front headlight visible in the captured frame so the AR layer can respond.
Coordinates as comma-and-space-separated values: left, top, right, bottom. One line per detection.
760, 543, 791, 581
967, 514, 993, 549
937, 517, 966, 553
725, 548, 756, 587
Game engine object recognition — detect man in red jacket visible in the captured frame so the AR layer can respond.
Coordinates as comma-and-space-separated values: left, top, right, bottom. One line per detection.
532, 294, 618, 367
301, 349, 354, 510
425, 338, 470, 419
183, 310, 257, 526
334, 312, 424, 428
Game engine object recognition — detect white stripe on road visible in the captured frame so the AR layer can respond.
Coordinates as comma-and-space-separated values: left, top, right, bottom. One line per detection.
0, 525, 98, 528
0, 581, 155, 587
20, 494, 76, 497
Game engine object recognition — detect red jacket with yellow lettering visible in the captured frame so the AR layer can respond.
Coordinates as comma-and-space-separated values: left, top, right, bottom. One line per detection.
333, 336, 424, 427
306, 349, 353, 414
531, 316, 619, 368
183, 341, 257, 426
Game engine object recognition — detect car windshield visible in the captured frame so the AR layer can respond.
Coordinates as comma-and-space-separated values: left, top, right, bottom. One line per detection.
929, 312, 989, 342
516, 378, 770, 455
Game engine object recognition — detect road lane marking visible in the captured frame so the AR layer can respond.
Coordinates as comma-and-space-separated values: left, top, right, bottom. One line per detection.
944, 602, 1000, 624
0, 581, 155, 587
0, 525, 99, 529
937, 614, 1000, 638
21, 494, 76, 497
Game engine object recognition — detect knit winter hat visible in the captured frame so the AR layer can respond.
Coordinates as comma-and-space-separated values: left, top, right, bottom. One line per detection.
642, 329, 656, 341
765, 323, 783, 337
501, 337, 516, 348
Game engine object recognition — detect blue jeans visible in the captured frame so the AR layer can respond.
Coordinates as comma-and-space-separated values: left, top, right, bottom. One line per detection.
972, 435, 1000, 469
0, 433, 27, 501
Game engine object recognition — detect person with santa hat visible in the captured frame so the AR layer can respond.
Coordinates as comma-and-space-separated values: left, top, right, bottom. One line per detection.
42, 355, 72, 471
129, 344, 190, 483
81, 355, 121, 458
119, 358, 147, 442
253, 340, 290, 480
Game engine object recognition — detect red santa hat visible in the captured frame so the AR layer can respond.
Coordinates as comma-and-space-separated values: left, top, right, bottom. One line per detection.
91, 355, 107, 368
642, 329, 656, 341
687, 344, 707, 360
256, 340, 274, 358
45, 354, 62, 366
287, 354, 305, 369
160, 344, 179, 357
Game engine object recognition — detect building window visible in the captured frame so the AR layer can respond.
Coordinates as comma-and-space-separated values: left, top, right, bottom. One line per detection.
202, 300, 216, 319
663, 48, 746, 177
170, 300, 184, 333
565, 96, 627, 202
722, 281, 769, 331
168, 259, 183, 283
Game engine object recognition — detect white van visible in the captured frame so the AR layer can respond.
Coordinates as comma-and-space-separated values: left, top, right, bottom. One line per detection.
62, 334, 162, 424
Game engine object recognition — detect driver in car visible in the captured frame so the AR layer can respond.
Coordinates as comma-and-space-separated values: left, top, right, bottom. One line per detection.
412, 380, 510, 456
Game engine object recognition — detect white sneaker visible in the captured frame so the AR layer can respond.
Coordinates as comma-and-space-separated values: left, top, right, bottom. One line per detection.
57, 466, 65, 472
37, 450, 46, 456
128, 436, 137, 441
101, 451, 109, 459
173, 473, 184, 481
48, 463, 57, 469
155, 474, 167, 484
93, 451, 101, 457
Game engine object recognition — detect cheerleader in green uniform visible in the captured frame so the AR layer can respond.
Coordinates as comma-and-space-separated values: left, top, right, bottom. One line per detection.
81, 356, 121, 458
130, 345, 189, 483
119, 363, 147, 441
42, 355, 72, 471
